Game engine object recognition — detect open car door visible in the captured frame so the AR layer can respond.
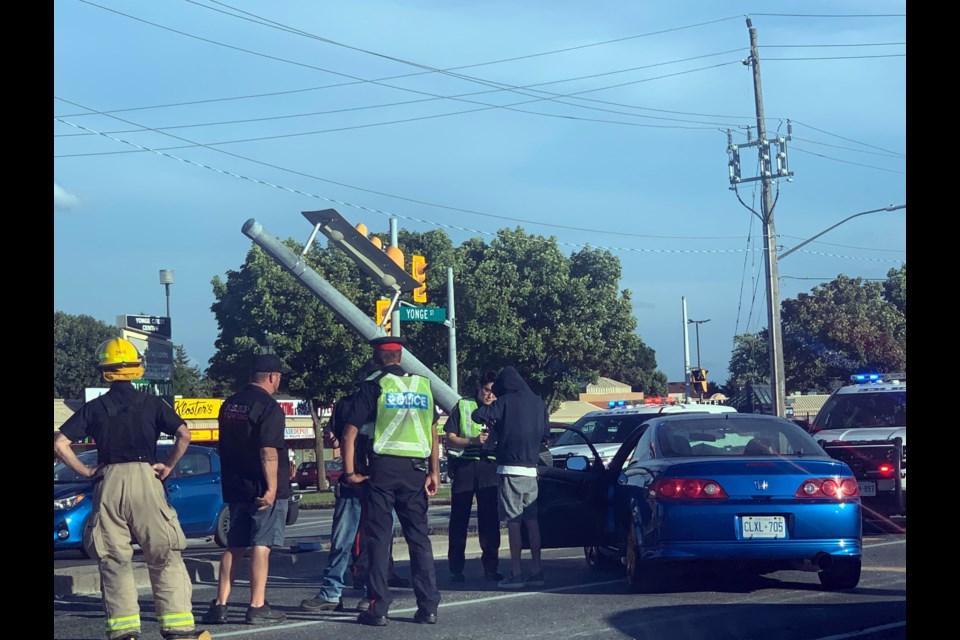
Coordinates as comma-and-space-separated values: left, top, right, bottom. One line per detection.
523, 426, 608, 550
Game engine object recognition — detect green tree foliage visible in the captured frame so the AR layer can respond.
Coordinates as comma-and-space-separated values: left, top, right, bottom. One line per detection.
172, 345, 206, 397
208, 227, 665, 411
54, 311, 119, 399
724, 265, 906, 395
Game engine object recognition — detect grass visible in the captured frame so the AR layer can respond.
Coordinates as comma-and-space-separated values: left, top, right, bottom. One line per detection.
297, 485, 452, 508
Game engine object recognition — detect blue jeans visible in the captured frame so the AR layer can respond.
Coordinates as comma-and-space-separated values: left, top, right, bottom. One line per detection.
315, 486, 363, 602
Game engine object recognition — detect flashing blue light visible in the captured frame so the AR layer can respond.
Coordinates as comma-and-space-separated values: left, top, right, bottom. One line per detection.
607, 400, 627, 408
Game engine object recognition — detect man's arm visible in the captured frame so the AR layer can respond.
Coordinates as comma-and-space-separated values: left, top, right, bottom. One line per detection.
443, 403, 487, 449
153, 423, 191, 481
53, 432, 97, 479
257, 446, 279, 510
425, 421, 440, 496
342, 423, 369, 485
471, 400, 504, 427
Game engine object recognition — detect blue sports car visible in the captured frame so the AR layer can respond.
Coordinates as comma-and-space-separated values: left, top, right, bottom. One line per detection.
533, 412, 862, 591
54, 444, 231, 556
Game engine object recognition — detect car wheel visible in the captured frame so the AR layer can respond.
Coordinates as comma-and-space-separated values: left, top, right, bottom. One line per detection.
625, 519, 661, 593
584, 545, 619, 570
80, 516, 94, 560
818, 557, 861, 590
213, 506, 230, 548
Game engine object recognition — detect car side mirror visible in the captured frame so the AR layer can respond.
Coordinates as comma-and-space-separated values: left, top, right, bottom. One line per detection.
565, 455, 590, 471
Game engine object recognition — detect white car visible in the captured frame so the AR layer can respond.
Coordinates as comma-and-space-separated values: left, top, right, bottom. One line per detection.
549, 402, 737, 469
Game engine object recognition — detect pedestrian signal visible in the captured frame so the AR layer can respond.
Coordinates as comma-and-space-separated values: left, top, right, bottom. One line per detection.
411, 255, 427, 303
375, 299, 392, 333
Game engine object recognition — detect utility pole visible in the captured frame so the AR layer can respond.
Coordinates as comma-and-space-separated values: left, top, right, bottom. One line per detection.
681, 297, 691, 401
728, 17, 793, 417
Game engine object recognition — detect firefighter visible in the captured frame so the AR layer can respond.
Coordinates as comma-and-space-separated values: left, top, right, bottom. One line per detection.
53, 338, 210, 640
341, 336, 441, 626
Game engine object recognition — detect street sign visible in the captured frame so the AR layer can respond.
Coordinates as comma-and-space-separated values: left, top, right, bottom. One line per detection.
399, 307, 447, 323
121, 314, 172, 339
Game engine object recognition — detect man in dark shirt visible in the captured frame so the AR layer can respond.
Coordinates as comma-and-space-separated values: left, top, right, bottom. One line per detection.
472, 366, 550, 590
202, 354, 291, 626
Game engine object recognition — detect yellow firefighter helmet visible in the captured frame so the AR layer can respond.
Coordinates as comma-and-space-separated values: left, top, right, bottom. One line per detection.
96, 337, 145, 382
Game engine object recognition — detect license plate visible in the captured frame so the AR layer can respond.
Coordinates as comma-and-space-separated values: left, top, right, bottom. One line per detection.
858, 481, 876, 497
741, 516, 786, 539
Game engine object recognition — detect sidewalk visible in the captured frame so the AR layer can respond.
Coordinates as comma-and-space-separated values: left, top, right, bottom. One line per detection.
54, 528, 479, 598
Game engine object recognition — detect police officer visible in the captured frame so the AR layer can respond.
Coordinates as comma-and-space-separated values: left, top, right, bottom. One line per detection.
341, 336, 441, 626
53, 338, 210, 640
444, 370, 502, 582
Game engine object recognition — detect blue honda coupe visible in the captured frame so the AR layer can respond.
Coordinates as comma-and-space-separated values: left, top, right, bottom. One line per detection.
534, 413, 862, 591
54, 444, 231, 557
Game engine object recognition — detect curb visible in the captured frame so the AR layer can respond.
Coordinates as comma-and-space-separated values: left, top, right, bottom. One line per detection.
54, 527, 488, 598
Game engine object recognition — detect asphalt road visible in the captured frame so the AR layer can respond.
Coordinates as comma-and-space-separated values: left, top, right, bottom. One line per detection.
53, 523, 906, 640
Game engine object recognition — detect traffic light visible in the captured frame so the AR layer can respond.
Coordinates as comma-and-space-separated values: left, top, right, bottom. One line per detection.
411, 254, 427, 303
691, 368, 708, 396
375, 299, 391, 333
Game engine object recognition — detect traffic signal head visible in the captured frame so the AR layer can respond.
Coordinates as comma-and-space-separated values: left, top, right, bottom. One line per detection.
411, 255, 427, 303
690, 368, 708, 395
375, 299, 392, 333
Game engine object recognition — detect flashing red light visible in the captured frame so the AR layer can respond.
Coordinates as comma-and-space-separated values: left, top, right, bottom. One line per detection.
877, 463, 894, 475
795, 477, 859, 499
652, 478, 728, 499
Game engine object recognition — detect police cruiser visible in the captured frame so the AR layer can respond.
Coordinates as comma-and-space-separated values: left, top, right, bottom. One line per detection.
811, 372, 906, 516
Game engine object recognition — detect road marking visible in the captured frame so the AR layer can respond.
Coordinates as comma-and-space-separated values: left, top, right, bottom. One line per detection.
811, 621, 906, 640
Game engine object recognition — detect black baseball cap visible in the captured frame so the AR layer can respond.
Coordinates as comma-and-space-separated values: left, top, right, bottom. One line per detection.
250, 353, 290, 374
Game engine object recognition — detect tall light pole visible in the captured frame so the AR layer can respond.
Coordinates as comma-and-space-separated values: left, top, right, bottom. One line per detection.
687, 319, 711, 368
159, 269, 174, 320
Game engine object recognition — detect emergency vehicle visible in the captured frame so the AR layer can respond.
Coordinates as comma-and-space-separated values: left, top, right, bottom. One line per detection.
810, 373, 906, 516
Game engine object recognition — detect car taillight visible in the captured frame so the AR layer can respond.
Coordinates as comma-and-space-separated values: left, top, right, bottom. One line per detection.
877, 463, 894, 476
795, 477, 859, 499
652, 478, 728, 499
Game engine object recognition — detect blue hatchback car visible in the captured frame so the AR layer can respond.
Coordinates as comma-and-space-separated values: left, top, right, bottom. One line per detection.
54, 444, 230, 556
535, 413, 863, 592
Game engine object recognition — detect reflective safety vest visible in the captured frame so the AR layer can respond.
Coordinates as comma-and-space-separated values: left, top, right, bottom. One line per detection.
447, 399, 486, 460
371, 373, 434, 458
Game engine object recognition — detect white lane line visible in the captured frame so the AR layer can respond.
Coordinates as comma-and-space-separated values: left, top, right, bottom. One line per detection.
811, 621, 906, 640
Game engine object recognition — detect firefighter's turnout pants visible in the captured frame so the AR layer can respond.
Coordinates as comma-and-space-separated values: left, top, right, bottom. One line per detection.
88, 462, 196, 639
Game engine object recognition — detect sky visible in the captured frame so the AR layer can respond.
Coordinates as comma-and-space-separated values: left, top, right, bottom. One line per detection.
53, 0, 906, 389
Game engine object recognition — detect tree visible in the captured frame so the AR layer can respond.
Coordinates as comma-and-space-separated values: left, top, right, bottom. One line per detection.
723, 266, 906, 395
172, 345, 205, 397
54, 311, 119, 399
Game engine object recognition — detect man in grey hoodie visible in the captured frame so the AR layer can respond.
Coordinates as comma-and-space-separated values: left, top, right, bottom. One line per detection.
471, 366, 550, 589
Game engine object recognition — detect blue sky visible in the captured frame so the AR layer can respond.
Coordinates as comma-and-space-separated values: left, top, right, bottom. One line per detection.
53, 1, 906, 388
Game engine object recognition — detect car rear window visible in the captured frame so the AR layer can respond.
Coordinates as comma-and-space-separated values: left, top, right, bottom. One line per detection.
657, 418, 828, 457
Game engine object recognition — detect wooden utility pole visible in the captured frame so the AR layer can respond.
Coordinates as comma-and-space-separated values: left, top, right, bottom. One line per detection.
746, 16, 786, 417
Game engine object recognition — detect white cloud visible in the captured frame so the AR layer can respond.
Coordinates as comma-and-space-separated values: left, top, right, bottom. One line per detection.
54, 182, 81, 210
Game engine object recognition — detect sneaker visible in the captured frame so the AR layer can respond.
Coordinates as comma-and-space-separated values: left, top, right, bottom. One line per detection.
414, 609, 438, 624
245, 602, 286, 625
161, 632, 213, 640
355, 598, 372, 612
449, 572, 466, 583
525, 572, 546, 588
484, 571, 504, 582
300, 596, 340, 612
114, 633, 141, 640
357, 610, 388, 626
497, 573, 526, 590
201, 599, 227, 624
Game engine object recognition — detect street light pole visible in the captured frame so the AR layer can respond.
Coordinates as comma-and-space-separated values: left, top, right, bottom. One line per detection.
687, 319, 711, 369
159, 269, 174, 321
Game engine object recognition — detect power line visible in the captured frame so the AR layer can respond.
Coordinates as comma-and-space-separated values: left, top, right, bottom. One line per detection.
790, 145, 906, 175
791, 120, 904, 157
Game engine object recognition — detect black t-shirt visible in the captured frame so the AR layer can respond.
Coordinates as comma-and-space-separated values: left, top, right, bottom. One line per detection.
218, 384, 291, 503
59, 382, 184, 464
